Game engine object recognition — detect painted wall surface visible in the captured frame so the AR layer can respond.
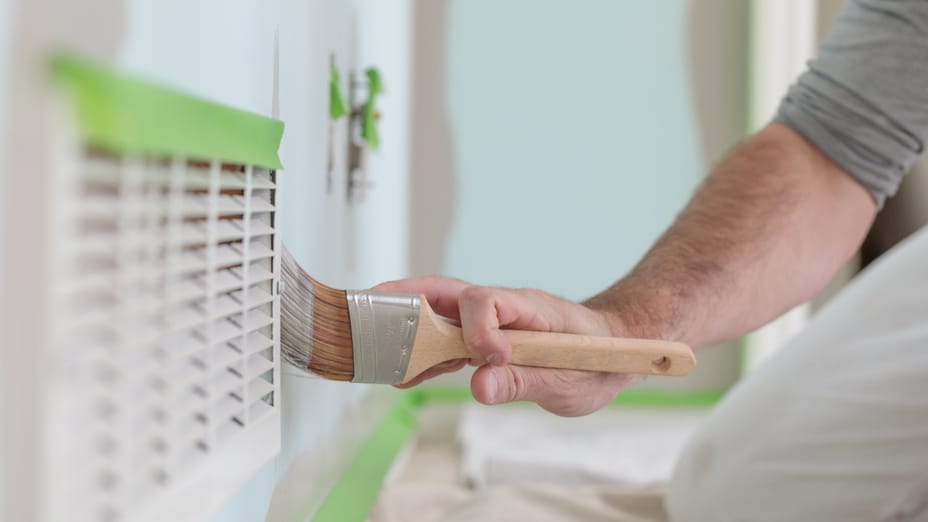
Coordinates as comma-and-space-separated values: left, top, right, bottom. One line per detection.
118, 0, 411, 519
0, 0, 11, 296
0, 0, 14, 515
443, 0, 704, 299
420, 0, 749, 391
0, 0, 10, 252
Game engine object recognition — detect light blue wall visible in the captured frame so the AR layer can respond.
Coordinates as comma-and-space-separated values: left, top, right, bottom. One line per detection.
120, 0, 274, 115
444, 0, 704, 301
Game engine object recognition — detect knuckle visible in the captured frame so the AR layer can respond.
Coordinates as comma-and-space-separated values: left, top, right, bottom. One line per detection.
505, 367, 528, 402
423, 274, 446, 285
510, 374, 526, 403
465, 330, 500, 353
518, 287, 550, 300
459, 284, 492, 304
371, 279, 399, 291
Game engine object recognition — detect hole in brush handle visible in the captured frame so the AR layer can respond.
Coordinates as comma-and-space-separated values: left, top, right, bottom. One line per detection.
651, 356, 672, 373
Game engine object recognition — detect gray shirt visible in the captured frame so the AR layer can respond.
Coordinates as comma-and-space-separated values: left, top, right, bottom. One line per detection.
775, 0, 928, 209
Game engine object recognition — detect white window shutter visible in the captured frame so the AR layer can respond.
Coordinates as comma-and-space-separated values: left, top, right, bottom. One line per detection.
41, 149, 282, 522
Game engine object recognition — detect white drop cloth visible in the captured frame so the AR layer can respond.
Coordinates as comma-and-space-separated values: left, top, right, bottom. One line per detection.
457, 404, 705, 489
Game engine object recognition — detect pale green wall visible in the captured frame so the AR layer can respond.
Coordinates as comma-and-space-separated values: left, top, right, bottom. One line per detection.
444, 0, 704, 301
0, 0, 10, 279
0, 0, 10, 513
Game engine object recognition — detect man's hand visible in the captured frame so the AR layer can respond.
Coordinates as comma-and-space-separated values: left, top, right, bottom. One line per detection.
372, 276, 639, 417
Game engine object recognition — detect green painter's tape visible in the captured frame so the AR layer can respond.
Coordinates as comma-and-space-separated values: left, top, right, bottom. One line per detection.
329, 62, 349, 120
50, 55, 284, 169
409, 386, 725, 409
610, 388, 725, 408
311, 394, 418, 522
360, 67, 383, 150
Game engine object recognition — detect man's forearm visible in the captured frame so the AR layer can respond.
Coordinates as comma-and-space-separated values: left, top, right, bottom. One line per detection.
586, 123, 876, 348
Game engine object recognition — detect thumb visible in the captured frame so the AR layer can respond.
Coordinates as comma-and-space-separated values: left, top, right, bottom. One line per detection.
471, 364, 533, 406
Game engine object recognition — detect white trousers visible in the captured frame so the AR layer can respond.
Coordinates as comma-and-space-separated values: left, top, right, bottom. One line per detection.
666, 226, 928, 521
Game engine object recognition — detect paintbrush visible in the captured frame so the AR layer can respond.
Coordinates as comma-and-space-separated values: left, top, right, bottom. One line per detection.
280, 247, 696, 384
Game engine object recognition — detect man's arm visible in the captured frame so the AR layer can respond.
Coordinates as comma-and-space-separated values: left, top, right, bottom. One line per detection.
600, 0, 928, 348
585, 122, 875, 349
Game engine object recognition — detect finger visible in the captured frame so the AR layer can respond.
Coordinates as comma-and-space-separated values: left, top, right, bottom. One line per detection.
458, 286, 514, 365
394, 358, 468, 389
493, 288, 613, 337
470, 364, 638, 417
372, 276, 469, 320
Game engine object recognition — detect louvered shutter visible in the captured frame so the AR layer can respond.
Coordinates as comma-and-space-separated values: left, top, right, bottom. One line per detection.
41, 127, 282, 520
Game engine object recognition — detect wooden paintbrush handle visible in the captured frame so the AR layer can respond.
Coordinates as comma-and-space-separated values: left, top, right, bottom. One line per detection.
501, 330, 695, 376
405, 297, 696, 383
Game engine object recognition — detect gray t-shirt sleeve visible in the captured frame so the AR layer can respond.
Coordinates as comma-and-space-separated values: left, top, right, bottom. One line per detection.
774, 0, 928, 209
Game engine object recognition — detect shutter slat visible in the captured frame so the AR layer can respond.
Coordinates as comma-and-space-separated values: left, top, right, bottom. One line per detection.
212, 369, 243, 398
207, 342, 242, 369
201, 318, 245, 346
228, 331, 273, 357
209, 294, 243, 322
83, 159, 275, 190
176, 220, 246, 246
244, 353, 274, 380
215, 419, 244, 444
242, 308, 274, 332
214, 395, 244, 422
168, 279, 207, 305
248, 400, 275, 424
248, 220, 275, 238
230, 264, 273, 285
179, 195, 274, 219
168, 304, 205, 331
229, 286, 274, 310
213, 268, 246, 294
246, 377, 274, 401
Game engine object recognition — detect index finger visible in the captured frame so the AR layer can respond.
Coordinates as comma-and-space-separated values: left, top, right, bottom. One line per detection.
371, 275, 470, 320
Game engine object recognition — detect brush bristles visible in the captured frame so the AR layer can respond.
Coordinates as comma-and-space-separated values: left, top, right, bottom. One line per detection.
280, 247, 355, 381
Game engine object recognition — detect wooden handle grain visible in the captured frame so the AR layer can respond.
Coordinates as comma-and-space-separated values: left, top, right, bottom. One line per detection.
502, 330, 695, 376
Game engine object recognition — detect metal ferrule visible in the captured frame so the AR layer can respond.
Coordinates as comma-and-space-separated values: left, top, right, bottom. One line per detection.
345, 290, 421, 384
